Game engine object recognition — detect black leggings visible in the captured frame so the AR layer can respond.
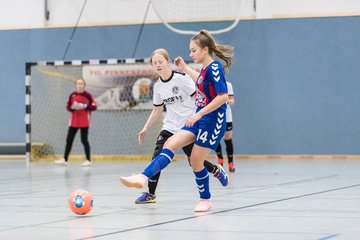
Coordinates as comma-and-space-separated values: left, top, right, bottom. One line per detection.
64, 127, 91, 161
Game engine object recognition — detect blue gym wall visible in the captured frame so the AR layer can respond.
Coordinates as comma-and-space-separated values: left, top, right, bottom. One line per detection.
1, 16, 360, 154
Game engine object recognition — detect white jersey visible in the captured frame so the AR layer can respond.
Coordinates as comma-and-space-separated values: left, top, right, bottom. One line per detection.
153, 71, 196, 133
226, 81, 234, 123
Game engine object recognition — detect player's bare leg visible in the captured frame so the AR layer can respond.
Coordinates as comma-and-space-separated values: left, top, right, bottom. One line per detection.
120, 131, 195, 188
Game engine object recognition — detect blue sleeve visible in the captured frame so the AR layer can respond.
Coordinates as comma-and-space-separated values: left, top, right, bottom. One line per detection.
209, 62, 228, 95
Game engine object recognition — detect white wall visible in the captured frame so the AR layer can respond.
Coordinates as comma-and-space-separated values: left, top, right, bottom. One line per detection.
276, 0, 360, 17
0, 0, 360, 29
0, 0, 45, 29
45, 0, 255, 27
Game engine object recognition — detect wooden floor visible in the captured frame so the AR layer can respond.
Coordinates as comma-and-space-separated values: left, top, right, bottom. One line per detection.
0, 158, 359, 239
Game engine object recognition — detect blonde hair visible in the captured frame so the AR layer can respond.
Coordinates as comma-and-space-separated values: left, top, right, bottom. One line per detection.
191, 30, 233, 70
149, 48, 171, 65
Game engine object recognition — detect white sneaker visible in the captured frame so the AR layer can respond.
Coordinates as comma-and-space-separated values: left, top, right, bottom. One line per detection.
120, 174, 148, 189
194, 199, 212, 212
54, 159, 68, 166
81, 160, 92, 167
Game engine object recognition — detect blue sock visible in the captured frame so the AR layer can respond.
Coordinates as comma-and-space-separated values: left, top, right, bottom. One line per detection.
142, 148, 174, 178
194, 168, 211, 199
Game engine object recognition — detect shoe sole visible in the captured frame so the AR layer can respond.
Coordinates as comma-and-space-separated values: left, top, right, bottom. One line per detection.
54, 163, 67, 166
135, 200, 157, 204
194, 206, 212, 212
120, 177, 144, 189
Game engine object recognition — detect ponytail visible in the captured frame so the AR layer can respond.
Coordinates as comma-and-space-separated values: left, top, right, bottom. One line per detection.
213, 43, 233, 70
192, 30, 233, 70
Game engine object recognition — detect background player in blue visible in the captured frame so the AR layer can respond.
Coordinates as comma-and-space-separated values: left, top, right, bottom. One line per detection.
135, 48, 229, 204
120, 30, 233, 212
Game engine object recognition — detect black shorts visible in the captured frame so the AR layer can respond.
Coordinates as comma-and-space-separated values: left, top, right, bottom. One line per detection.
155, 130, 193, 157
226, 122, 233, 131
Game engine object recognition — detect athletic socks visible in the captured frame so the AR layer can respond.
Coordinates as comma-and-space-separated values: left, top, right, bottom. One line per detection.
215, 143, 224, 159
142, 148, 174, 178
194, 168, 211, 199
225, 139, 234, 164
148, 172, 161, 195
203, 160, 218, 174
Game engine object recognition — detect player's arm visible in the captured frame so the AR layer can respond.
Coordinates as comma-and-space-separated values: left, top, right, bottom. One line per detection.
228, 95, 235, 105
138, 105, 163, 144
66, 94, 74, 112
87, 94, 97, 111
174, 57, 199, 82
185, 94, 228, 127
227, 82, 235, 105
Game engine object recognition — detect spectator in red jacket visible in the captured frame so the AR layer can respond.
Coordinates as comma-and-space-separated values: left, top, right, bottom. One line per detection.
55, 78, 97, 166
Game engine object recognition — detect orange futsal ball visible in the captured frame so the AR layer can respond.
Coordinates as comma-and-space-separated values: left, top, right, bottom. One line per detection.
68, 189, 93, 215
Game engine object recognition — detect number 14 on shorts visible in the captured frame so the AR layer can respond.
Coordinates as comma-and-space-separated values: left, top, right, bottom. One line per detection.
197, 129, 208, 143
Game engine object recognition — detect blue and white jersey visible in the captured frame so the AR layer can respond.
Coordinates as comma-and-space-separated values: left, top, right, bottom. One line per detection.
195, 61, 228, 112
181, 61, 229, 150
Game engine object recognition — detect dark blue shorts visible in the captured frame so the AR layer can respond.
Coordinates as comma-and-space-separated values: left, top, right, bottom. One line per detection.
182, 110, 226, 151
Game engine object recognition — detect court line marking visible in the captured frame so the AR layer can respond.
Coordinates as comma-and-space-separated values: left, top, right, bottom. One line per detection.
146, 174, 338, 196
214, 174, 338, 197
0, 172, 338, 199
0, 175, 354, 236
318, 233, 339, 240
237, 175, 339, 188
0, 209, 137, 233
77, 183, 360, 239
0, 174, 339, 215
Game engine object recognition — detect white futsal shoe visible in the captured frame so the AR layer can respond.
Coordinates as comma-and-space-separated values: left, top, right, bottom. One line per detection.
194, 199, 212, 212
54, 159, 68, 166
120, 174, 148, 189
81, 160, 92, 167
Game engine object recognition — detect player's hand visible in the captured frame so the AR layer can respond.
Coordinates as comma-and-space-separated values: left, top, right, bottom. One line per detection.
185, 112, 202, 127
78, 103, 88, 109
174, 57, 186, 72
71, 101, 80, 110
137, 128, 147, 145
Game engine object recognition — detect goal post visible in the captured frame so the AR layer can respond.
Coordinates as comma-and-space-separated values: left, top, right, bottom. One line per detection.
25, 59, 164, 164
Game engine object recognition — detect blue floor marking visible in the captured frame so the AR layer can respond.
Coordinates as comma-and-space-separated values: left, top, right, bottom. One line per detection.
318, 233, 339, 240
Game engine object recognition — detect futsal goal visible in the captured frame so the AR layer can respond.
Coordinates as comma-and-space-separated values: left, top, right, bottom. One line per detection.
25, 59, 164, 163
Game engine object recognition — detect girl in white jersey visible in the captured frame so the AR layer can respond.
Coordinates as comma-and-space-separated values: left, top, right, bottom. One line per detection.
216, 81, 235, 172
135, 49, 229, 204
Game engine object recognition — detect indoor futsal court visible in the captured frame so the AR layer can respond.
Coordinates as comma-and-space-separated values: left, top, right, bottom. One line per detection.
1, 0, 360, 239
0, 158, 359, 239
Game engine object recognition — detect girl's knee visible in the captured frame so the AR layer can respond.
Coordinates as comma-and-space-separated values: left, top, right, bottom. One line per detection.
81, 139, 89, 146
163, 141, 177, 153
190, 158, 203, 171
224, 132, 232, 140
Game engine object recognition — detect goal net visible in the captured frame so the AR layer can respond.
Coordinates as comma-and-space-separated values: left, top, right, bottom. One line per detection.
26, 59, 163, 162
150, 0, 245, 35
